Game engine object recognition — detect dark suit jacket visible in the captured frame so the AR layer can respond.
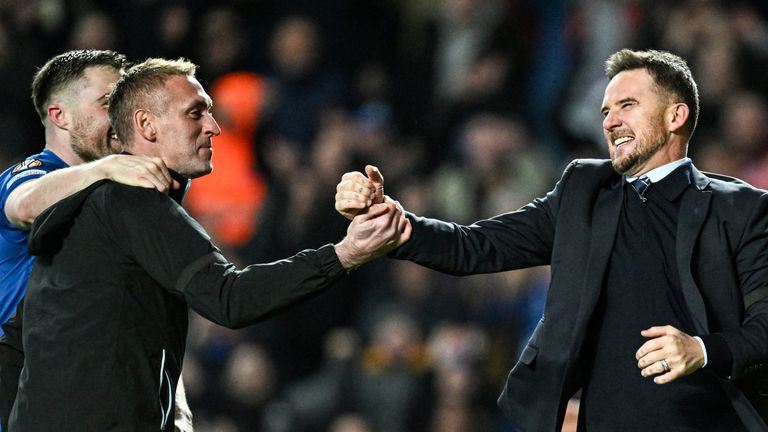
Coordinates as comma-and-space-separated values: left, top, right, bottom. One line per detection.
393, 159, 768, 431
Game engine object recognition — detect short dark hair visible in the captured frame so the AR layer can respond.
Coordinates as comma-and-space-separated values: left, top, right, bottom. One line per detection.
605, 49, 699, 136
31, 50, 127, 121
108, 58, 197, 144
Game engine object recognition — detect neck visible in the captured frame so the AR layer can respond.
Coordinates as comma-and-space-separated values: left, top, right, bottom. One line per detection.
44, 128, 86, 166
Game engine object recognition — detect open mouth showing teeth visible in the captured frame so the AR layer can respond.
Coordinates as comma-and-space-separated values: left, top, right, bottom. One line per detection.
614, 136, 633, 147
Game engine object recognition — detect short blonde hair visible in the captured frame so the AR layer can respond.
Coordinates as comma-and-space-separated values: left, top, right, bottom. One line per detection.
108, 58, 198, 144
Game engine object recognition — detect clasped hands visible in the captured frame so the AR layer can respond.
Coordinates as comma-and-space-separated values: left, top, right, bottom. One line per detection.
636, 325, 705, 384
333, 165, 411, 270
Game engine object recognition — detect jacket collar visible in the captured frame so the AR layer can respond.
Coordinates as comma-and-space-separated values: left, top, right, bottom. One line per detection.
169, 170, 190, 205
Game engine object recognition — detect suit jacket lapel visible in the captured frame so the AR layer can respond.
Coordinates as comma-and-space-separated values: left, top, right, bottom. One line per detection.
573, 177, 623, 338
676, 167, 712, 334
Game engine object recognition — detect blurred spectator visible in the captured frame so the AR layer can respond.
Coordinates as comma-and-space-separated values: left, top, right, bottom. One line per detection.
67, 10, 117, 50
221, 343, 278, 429
185, 71, 269, 259
328, 414, 373, 432
353, 309, 432, 432
695, 90, 768, 188
430, 113, 555, 223
427, 323, 493, 432
261, 15, 346, 148
195, 6, 251, 85
561, 0, 646, 155
261, 327, 362, 432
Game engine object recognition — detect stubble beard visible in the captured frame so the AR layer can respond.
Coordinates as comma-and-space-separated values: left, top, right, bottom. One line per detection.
611, 120, 667, 175
70, 115, 113, 162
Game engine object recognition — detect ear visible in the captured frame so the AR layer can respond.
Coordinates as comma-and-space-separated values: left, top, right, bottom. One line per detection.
667, 103, 689, 134
47, 103, 69, 130
134, 109, 157, 141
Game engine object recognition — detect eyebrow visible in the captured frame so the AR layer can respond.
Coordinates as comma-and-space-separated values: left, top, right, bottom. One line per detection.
184, 97, 212, 112
601, 97, 637, 114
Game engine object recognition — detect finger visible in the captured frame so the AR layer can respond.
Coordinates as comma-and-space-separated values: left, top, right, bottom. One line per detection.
365, 165, 383, 186
148, 156, 172, 185
338, 180, 374, 204
139, 169, 171, 193
336, 194, 371, 215
341, 171, 367, 182
365, 165, 384, 203
339, 177, 369, 195
636, 332, 671, 359
132, 156, 171, 192
654, 369, 677, 384
388, 218, 413, 248
640, 356, 668, 376
392, 198, 406, 214
637, 345, 667, 368
360, 202, 390, 220
401, 218, 412, 242
640, 325, 674, 338
336, 190, 370, 205
390, 208, 406, 235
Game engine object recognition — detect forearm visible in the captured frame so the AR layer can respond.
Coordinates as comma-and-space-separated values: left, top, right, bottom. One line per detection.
5, 162, 106, 229
392, 212, 552, 275
181, 244, 346, 328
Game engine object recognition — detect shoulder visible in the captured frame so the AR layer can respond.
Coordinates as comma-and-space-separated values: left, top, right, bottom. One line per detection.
557, 158, 618, 188
696, 168, 767, 198
562, 159, 615, 177
91, 182, 180, 214
0, 151, 64, 190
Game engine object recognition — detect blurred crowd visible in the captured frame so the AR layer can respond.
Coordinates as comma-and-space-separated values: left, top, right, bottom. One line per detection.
1, 0, 767, 431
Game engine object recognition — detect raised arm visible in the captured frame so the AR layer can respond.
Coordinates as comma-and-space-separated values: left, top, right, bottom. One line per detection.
5, 154, 175, 230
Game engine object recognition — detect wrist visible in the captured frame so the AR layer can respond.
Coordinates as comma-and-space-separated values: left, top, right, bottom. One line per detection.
333, 239, 360, 271
92, 156, 114, 181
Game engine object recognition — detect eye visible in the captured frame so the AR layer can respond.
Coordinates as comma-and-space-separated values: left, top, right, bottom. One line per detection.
189, 110, 201, 119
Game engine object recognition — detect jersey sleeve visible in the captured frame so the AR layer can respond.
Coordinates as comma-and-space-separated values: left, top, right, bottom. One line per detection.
0, 156, 59, 243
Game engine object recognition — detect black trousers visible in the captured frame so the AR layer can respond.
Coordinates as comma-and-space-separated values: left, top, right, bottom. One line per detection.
0, 301, 24, 431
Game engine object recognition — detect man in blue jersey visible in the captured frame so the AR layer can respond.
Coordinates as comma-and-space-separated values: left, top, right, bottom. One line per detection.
0, 50, 176, 429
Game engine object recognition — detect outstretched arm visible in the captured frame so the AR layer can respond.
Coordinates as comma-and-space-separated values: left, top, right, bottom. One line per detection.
5, 154, 176, 230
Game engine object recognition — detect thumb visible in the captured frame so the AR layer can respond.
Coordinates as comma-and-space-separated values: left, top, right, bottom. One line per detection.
365, 165, 384, 204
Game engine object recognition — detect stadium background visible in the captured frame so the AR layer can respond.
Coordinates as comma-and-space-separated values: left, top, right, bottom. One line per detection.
0, 0, 767, 430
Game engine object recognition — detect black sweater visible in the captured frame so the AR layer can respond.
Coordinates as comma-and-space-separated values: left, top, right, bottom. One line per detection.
12, 179, 345, 431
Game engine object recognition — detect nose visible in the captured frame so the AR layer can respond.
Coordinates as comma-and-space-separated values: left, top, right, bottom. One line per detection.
206, 115, 221, 137
603, 110, 621, 131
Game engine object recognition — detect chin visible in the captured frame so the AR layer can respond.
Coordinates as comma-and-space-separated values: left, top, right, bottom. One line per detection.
188, 167, 213, 179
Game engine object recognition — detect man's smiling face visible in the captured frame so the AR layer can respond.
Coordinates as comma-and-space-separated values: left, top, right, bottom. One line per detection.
601, 68, 671, 176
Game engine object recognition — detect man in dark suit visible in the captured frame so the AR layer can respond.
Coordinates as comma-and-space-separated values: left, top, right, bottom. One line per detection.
335, 49, 768, 430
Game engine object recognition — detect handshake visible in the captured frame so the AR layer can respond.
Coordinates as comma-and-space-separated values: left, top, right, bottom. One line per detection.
332, 165, 411, 270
